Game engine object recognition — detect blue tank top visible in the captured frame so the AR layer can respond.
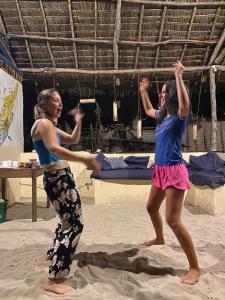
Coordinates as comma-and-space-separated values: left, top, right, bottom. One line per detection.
32, 132, 61, 167
154, 111, 187, 166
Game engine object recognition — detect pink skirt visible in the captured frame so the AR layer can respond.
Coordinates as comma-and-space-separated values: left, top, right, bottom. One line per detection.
152, 163, 190, 190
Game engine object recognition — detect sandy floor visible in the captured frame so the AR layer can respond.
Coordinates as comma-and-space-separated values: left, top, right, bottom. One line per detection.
1, 200, 225, 300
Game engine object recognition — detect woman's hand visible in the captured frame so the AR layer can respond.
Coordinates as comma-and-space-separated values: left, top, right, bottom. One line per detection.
68, 108, 84, 123
173, 60, 185, 77
83, 155, 101, 172
139, 78, 150, 92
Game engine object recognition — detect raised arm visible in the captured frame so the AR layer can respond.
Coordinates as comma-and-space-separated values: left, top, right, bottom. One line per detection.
139, 78, 157, 119
174, 60, 190, 119
57, 108, 84, 145
37, 119, 100, 172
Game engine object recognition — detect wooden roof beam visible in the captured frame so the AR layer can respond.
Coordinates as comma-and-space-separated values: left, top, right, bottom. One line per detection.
15, 0, 34, 69
118, 1, 225, 8
20, 0, 225, 8
21, 65, 225, 75
180, 2, 198, 62
154, 5, 167, 68
132, 4, 144, 79
208, 27, 225, 65
39, 0, 56, 69
7, 33, 218, 47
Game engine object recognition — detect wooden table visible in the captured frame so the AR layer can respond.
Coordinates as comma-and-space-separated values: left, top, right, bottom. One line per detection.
0, 167, 44, 222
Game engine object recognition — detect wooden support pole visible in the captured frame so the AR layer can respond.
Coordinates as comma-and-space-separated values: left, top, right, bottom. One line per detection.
209, 66, 217, 151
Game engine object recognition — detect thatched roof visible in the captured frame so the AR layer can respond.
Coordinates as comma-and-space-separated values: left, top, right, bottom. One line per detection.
1, 0, 225, 96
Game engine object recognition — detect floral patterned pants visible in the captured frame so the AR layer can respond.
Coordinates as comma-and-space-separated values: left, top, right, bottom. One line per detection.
43, 167, 83, 279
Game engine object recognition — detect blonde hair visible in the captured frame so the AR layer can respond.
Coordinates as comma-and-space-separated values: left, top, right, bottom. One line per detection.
34, 88, 58, 120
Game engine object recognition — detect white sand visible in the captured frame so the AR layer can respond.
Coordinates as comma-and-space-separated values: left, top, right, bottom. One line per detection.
1, 201, 225, 300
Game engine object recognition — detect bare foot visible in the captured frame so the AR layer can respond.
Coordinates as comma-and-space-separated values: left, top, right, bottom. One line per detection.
43, 278, 74, 294
180, 268, 201, 285
142, 238, 165, 246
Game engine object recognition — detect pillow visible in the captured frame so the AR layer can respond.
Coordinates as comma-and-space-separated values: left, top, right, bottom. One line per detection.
124, 156, 149, 166
95, 152, 111, 171
103, 157, 128, 170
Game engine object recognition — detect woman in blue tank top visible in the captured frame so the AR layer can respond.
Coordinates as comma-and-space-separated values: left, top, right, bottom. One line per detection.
31, 89, 101, 294
139, 61, 200, 285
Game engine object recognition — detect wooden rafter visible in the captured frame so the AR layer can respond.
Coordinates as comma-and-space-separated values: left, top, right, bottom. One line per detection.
180, 1, 198, 62
8, 33, 218, 47
154, 5, 167, 68
20, 65, 225, 75
94, 0, 98, 91
118, 1, 225, 8
113, 0, 122, 71
39, 0, 56, 68
17, 0, 225, 8
68, 0, 81, 95
15, 0, 34, 69
132, 4, 144, 79
208, 27, 225, 65
215, 48, 225, 64
68, 0, 78, 69
202, 7, 221, 66
0, 11, 7, 35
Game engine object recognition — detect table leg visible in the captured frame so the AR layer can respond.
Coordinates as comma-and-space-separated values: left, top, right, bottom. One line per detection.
32, 173, 37, 222
2, 178, 7, 200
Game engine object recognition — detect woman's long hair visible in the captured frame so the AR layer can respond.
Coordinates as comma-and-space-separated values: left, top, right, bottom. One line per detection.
165, 80, 178, 116
34, 88, 58, 120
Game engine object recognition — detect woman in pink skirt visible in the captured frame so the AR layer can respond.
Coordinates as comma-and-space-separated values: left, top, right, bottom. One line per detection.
139, 60, 200, 285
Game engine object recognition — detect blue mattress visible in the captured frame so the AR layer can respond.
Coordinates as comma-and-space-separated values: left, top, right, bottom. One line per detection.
91, 153, 225, 187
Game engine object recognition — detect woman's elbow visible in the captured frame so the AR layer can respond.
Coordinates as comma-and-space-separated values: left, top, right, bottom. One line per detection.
49, 145, 61, 155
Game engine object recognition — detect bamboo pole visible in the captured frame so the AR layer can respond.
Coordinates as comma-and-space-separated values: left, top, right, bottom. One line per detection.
209, 66, 217, 151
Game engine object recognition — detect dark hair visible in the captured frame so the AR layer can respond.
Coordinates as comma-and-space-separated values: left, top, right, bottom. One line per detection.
164, 81, 178, 115
34, 88, 58, 120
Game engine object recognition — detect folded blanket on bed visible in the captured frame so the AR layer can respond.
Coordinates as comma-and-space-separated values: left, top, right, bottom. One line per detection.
187, 152, 225, 188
